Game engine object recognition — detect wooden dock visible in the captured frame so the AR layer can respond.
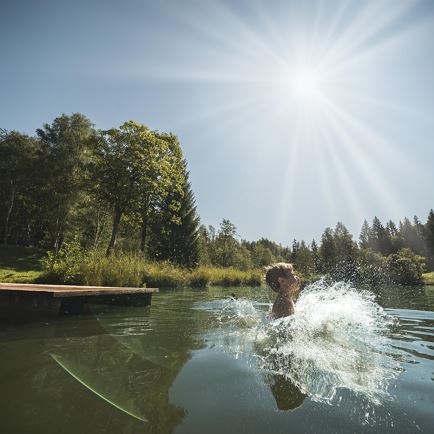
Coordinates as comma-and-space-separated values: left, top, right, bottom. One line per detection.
0, 282, 158, 320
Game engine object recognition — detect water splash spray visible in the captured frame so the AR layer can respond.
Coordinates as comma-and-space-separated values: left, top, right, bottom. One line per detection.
204, 279, 400, 406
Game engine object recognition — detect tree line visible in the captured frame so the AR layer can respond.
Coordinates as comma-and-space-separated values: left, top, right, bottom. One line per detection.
196, 212, 433, 283
1, 112, 433, 283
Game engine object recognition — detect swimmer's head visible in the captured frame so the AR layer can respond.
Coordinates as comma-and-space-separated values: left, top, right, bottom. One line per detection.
265, 262, 300, 294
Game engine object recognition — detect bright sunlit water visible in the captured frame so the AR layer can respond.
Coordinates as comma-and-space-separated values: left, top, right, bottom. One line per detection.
0, 283, 433, 433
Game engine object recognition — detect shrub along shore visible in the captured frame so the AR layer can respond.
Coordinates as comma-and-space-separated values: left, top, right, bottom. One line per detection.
40, 251, 263, 288
423, 272, 434, 285
0, 246, 262, 288
1, 245, 433, 288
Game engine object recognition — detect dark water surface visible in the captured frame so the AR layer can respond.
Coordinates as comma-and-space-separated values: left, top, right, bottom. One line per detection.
0, 284, 433, 434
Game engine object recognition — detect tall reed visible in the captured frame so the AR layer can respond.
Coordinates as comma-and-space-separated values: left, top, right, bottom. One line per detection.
39, 248, 264, 288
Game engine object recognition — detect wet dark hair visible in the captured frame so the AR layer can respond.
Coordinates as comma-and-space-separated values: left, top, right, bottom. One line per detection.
265, 263, 295, 291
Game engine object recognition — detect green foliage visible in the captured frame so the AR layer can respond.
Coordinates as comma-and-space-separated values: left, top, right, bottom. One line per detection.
37, 246, 262, 288
204, 219, 254, 270
2, 113, 434, 286
353, 248, 388, 285
334, 222, 357, 263
188, 267, 213, 287
143, 262, 187, 288
89, 121, 185, 256
148, 172, 200, 267
250, 243, 275, 267
233, 246, 254, 270
135, 130, 185, 254
358, 215, 428, 259
357, 248, 386, 268
212, 219, 239, 267
41, 238, 86, 284
189, 267, 262, 287
422, 272, 434, 285
425, 210, 434, 270
197, 225, 212, 265
370, 217, 392, 255
319, 227, 336, 271
293, 240, 315, 276
399, 217, 426, 256
81, 251, 145, 287
310, 239, 319, 271
385, 248, 426, 285
2, 114, 202, 273
36, 113, 95, 253
40, 245, 146, 287
0, 130, 40, 245
244, 238, 289, 263
359, 220, 370, 249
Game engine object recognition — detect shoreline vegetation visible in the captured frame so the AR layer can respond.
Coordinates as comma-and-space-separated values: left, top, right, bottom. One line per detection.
0, 245, 433, 289
40, 248, 264, 288
1, 113, 434, 288
0, 245, 263, 288
423, 272, 434, 285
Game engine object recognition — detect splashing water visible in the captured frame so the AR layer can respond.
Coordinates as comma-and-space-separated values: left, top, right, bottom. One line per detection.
202, 280, 400, 406
195, 297, 263, 328
259, 280, 399, 405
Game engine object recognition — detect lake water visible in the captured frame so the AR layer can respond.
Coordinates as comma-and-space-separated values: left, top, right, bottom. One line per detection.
1, 282, 433, 434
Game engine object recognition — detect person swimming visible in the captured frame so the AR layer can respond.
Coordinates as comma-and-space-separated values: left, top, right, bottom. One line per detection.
265, 263, 301, 318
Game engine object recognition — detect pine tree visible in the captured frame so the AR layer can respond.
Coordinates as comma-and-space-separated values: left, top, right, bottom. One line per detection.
197, 225, 211, 265
334, 222, 357, 263
371, 216, 391, 255
386, 219, 401, 253
295, 240, 315, 275
149, 172, 200, 267
399, 217, 425, 255
290, 239, 299, 264
319, 227, 336, 272
413, 216, 427, 255
386, 220, 398, 237
359, 219, 370, 249
170, 176, 200, 267
425, 209, 434, 270
311, 239, 319, 273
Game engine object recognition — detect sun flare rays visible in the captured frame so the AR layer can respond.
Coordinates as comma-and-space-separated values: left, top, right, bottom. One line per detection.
130, 0, 434, 240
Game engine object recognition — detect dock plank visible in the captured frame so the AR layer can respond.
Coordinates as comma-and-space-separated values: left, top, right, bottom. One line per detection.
0, 282, 158, 297
0, 282, 158, 319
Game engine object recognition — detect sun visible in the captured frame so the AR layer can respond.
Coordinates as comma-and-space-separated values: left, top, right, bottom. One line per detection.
289, 67, 322, 99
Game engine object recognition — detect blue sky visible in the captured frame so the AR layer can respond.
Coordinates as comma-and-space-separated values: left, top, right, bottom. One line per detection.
1, 0, 434, 245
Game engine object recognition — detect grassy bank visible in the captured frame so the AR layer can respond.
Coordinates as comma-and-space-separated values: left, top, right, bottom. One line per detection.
40, 252, 263, 288
422, 272, 434, 285
0, 245, 45, 283
3, 245, 433, 289
0, 245, 263, 288
41, 259, 264, 288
